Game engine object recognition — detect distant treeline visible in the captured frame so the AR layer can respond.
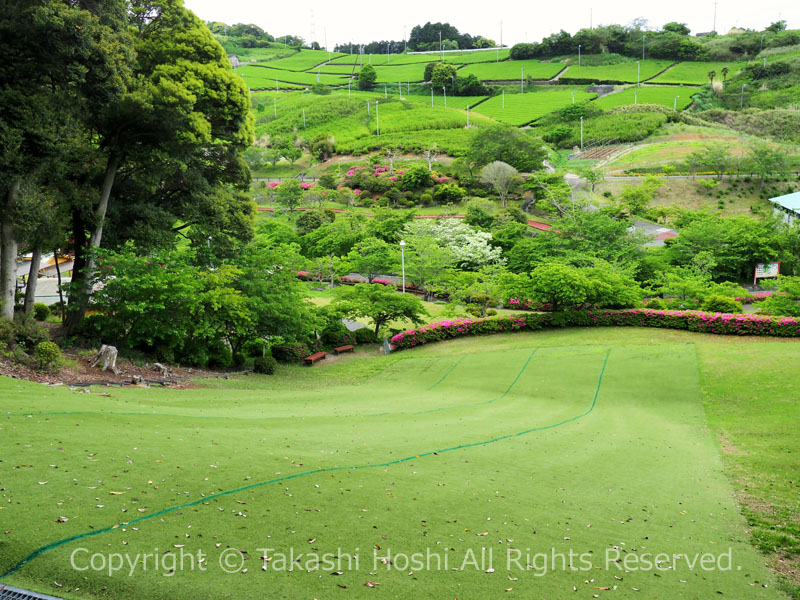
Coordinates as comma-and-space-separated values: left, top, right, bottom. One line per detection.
511, 20, 798, 62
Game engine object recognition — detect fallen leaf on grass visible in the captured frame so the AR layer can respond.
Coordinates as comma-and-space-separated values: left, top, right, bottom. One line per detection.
364, 581, 380, 588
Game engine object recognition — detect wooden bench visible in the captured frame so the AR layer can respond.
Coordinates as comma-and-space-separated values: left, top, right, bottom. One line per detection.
303, 351, 327, 366
334, 345, 355, 355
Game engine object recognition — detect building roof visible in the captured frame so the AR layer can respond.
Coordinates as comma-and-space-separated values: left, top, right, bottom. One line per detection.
769, 191, 800, 212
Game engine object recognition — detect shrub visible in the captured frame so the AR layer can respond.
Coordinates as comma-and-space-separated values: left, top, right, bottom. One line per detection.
34, 341, 63, 373
12, 316, 49, 351
33, 303, 50, 321
253, 355, 278, 375
320, 322, 356, 347
0, 317, 14, 347
701, 295, 743, 313
486, 309, 498, 316
758, 294, 800, 317
354, 328, 378, 344
272, 343, 311, 363
644, 297, 666, 309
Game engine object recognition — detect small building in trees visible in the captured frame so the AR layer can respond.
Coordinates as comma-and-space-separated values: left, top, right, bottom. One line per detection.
769, 191, 800, 225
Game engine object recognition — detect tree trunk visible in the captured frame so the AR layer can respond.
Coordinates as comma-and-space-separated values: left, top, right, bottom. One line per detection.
64, 151, 119, 334
0, 181, 20, 320
23, 244, 42, 315
54, 247, 65, 325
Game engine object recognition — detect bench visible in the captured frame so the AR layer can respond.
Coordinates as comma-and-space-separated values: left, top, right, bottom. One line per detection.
303, 351, 327, 366
334, 345, 355, 355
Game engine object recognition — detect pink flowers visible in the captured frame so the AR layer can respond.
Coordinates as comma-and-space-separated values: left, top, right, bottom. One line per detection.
436, 177, 449, 183
353, 189, 361, 195
300, 182, 316, 189
389, 309, 800, 351
268, 182, 279, 188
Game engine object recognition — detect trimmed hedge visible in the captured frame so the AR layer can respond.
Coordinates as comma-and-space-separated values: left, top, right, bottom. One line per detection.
390, 309, 800, 351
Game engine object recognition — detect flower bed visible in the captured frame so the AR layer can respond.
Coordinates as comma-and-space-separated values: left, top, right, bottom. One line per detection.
390, 309, 800, 350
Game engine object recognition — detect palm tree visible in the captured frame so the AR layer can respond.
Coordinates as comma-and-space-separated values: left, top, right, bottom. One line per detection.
708, 70, 717, 84
721, 67, 729, 81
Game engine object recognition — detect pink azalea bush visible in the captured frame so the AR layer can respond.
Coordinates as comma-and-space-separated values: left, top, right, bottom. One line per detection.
390, 309, 800, 351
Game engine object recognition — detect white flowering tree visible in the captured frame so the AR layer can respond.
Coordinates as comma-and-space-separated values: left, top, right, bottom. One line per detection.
404, 219, 504, 270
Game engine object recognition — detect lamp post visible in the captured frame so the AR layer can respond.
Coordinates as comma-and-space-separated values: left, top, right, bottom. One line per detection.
348, 81, 351, 98
642, 34, 646, 60
637, 60, 640, 88
376, 101, 380, 135
740, 84, 746, 109
571, 91, 575, 104
673, 95, 679, 112
578, 44, 582, 66
399, 240, 406, 293
580, 116, 584, 152
443, 86, 447, 108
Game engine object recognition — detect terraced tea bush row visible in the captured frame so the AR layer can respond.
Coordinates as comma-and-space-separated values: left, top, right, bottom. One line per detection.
594, 86, 696, 110
473, 89, 596, 125
651, 61, 746, 85
536, 111, 668, 148
460, 59, 565, 81
240, 64, 348, 87
265, 49, 346, 71
560, 59, 673, 83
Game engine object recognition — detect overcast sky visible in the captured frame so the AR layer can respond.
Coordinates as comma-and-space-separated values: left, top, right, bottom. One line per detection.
183, 0, 796, 49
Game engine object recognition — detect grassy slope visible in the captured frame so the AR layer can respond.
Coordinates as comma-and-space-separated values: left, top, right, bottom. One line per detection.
1, 329, 797, 599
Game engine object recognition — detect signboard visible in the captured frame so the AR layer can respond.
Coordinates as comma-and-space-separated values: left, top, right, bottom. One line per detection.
754, 262, 780, 285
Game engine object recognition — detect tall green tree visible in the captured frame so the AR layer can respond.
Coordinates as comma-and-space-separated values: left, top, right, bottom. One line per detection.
332, 284, 427, 337
0, 0, 130, 319
65, 0, 253, 332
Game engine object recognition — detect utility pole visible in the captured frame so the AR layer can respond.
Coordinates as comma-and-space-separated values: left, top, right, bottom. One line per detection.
580, 116, 584, 151
375, 101, 379, 135
740, 84, 746, 109
302, 108, 306, 128
439, 31, 443, 61
673, 95, 679, 111
642, 35, 646, 60
578, 44, 582, 66
637, 61, 640, 88
572, 91, 575, 104
713, 1, 718, 33
443, 86, 447, 108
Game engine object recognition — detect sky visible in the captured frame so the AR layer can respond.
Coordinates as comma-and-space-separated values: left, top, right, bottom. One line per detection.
183, 0, 797, 49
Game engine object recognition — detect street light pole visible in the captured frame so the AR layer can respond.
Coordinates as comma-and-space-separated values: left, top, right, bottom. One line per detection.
642, 34, 646, 60
571, 91, 575, 104
443, 86, 447, 108
673, 95, 679, 112
637, 60, 641, 88
376, 101, 380, 135
399, 240, 406, 293
740, 84, 746, 109
580, 116, 584, 151
578, 44, 581, 66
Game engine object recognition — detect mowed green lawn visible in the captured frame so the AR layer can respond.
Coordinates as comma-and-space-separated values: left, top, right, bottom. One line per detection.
473, 89, 597, 125
1, 328, 795, 599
